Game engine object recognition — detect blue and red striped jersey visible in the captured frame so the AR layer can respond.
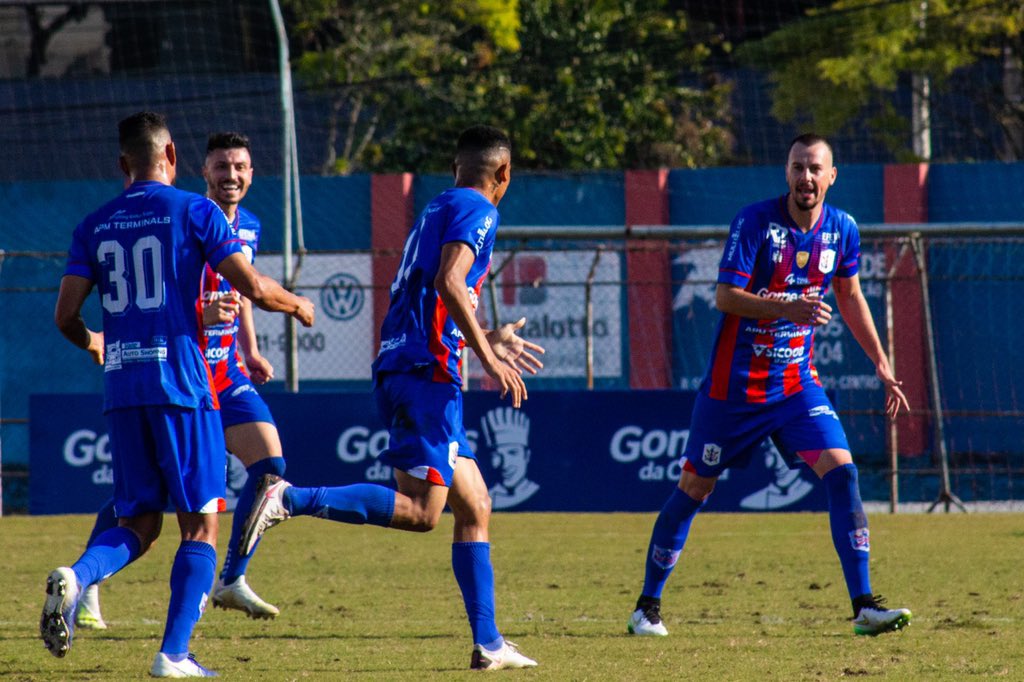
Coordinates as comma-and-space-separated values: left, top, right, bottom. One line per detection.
64, 180, 242, 412
197, 206, 261, 393
701, 195, 860, 403
373, 187, 498, 385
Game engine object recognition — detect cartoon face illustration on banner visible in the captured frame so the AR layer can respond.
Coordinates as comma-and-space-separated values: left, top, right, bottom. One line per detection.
482, 407, 539, 509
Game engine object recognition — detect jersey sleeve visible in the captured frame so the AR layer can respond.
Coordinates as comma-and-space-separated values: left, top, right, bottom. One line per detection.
718, 207, 762, 287
190, 196, 243, 269
836, 214, 861, 278
64, 221, 95, 280
442, 202, 498, 258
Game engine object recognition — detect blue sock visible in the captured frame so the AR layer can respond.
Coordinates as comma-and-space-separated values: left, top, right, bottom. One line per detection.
86, 498, 118, 547
71, 526, 142, 589
161, 540, 217, 656
284, 484, 395, 527
823, 463, 872, 600
220, 457, 286, 585
452, 542, 501, 647
641, 487, 703, 599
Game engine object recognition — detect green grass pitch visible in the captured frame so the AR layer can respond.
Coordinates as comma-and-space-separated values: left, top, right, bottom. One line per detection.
2, 511, 1023, 680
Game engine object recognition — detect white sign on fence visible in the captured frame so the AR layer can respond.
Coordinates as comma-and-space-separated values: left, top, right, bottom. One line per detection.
252, 254, 374, 381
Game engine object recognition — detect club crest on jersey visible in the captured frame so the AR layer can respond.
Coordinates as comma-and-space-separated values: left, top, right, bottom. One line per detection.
702, 442, 722, 467
819, 249, 836, 273
796, 251, 810, 268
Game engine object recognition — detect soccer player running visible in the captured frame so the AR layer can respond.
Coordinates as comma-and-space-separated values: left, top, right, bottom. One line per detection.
240, 125, 545, 670
74, 132, 287, 630
45, 112, 314, 678
627, 134, 912, 638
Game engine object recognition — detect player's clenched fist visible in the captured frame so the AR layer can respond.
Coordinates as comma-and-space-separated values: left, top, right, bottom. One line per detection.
203, 290, 241, 325
293, 296, 315, 327
787, 293, 832, 327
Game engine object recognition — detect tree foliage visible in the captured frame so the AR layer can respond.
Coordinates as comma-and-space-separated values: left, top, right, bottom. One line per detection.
285, 0, 733, 174
739, 0, 1024, 160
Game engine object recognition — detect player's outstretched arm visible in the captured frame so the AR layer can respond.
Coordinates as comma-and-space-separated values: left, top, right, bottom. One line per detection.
435, 242, 527, 407
486, 318, 545, 375
833, 274, 909, 418
215, 252, 314, 327
54, 274, 104, 365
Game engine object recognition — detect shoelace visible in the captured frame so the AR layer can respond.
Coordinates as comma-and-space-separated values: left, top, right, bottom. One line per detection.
641, 602, 663, 624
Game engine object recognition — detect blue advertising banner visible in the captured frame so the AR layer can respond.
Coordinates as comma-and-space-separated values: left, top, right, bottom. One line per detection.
30, 391, 828, 515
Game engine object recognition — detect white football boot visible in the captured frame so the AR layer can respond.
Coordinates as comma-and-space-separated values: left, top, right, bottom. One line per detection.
75, 583, 108, 630
469, 639, 538, 670
239, 474, 291, 556
627, 599, 669, 636
40, 567, 81, 657
211, 576, 279, 619
150, 652, 219, 678
852, 596, 912, 636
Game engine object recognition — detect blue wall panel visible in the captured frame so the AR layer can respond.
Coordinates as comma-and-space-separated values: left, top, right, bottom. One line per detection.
415, 172, 625, 226
929, 162, 1024, 222
669, 164, 883, 226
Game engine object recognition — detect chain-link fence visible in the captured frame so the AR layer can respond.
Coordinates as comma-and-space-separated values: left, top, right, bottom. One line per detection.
3, 230, 1024, 511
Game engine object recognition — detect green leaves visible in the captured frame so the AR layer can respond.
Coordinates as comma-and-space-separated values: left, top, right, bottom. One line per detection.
284, 0, 732, 173
740, 0, 1024, 160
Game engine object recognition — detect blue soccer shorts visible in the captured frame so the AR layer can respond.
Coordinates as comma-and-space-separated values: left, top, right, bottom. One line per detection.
681, 385, 850, 478
106, 404, 227, 516
217, 379, 275, 429
374, 368, 476, 487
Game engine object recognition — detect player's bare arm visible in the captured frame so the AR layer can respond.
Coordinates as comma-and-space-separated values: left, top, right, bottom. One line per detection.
715, 283, 832, 327
215, 252, 315, 327
236, 295, 274, 384
435, 241, 527, 407
486, 318, 545, 375
54, 274, 104, 365
832, 274, 909, 418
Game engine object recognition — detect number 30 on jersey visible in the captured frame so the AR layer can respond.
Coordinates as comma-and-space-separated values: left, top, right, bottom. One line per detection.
97, 237, 165, 314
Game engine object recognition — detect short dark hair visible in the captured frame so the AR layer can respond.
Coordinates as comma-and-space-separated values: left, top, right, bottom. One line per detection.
118, 111, 169, 160
206, 131, 251, 155
456, 125, 511, 157
788, 133, 834, 160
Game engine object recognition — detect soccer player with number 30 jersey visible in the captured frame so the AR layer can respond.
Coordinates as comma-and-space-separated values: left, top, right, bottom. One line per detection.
44, 112, 313, 678
628, 134, 913, 639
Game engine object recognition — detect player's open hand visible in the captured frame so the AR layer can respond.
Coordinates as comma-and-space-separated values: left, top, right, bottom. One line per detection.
293, 296, 315, 327
487, 317, 545, 375
789, 293, 832, 327
203, 291, 241, 326
484, 357, 528, 408
876, 360, 910, 418
246, 353, 274, 384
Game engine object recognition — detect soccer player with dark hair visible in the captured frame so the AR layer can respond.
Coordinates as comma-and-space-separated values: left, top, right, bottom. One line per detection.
74, 130, 290, 631
627, 133, 912, 638
44, 112, 314, 678
240, 124, 544, 670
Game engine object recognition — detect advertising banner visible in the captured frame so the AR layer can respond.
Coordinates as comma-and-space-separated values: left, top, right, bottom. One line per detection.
30, 391, 827, 515
472, 250, 625, 380
252, 253, 374, 380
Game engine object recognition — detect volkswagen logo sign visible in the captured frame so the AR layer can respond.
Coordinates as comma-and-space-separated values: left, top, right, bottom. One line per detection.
321, 272, 365, 321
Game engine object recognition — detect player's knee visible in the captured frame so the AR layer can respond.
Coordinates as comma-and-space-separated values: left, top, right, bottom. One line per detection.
406, 508, 441, 533
679, 473, 715, 501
